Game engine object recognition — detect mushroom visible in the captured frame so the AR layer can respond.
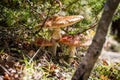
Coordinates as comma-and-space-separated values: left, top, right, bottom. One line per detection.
37, 15, 84, 56
59, 35, 82, 63
28, 38, 54, 64
34, 37, 54, 47
44, 15, 84, 40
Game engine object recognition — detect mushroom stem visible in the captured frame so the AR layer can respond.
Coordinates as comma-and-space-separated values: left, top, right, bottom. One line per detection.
68, 46, 76, 63
50, 40, 58, 56
52, 28, 61, 40
51, 28, 61, 56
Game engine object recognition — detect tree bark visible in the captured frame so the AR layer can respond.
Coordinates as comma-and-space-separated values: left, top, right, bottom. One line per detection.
72, 0, 120, 80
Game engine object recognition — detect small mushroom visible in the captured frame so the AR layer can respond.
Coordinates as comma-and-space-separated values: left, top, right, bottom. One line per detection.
29, 38, 54, 63
59, 35, 82, 63
34, 37, 54, 47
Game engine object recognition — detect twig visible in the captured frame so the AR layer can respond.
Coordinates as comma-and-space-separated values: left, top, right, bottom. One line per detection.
76, 21, 98, 36
34, 1, 54, 35
65, 0, 79, 10
27, 0, 52, 35
28, 47, 41, 64
27, 0, 39, 20
0, 64, 10, 75
62, 20, 98, 36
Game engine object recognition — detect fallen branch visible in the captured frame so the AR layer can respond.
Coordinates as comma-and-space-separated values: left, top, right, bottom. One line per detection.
0, 64, 10, 75
28, 47, 41, 64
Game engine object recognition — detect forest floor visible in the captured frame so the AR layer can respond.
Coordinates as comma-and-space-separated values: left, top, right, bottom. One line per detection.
0, 36, 120, 80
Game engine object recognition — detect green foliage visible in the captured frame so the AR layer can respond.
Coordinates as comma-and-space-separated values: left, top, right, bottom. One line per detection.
0, 0, 119, 28
90, 63, 120, 80
0, 0, 105, 28
113, 5, 120, 21
88, 0, 105, 16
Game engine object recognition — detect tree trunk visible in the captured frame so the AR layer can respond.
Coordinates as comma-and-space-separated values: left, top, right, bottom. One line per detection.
72, 0, 120, 80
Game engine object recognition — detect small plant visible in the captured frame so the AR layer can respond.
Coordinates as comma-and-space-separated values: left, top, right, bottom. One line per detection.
89, 63, 120, 80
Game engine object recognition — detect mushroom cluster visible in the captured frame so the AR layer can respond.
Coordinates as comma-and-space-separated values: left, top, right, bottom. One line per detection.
35, 15, 84, 62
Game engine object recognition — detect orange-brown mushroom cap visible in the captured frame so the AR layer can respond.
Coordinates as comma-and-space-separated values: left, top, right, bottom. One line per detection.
59, 35, 81, 46
34, 38, 54, 47
44, 15, 84, 28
